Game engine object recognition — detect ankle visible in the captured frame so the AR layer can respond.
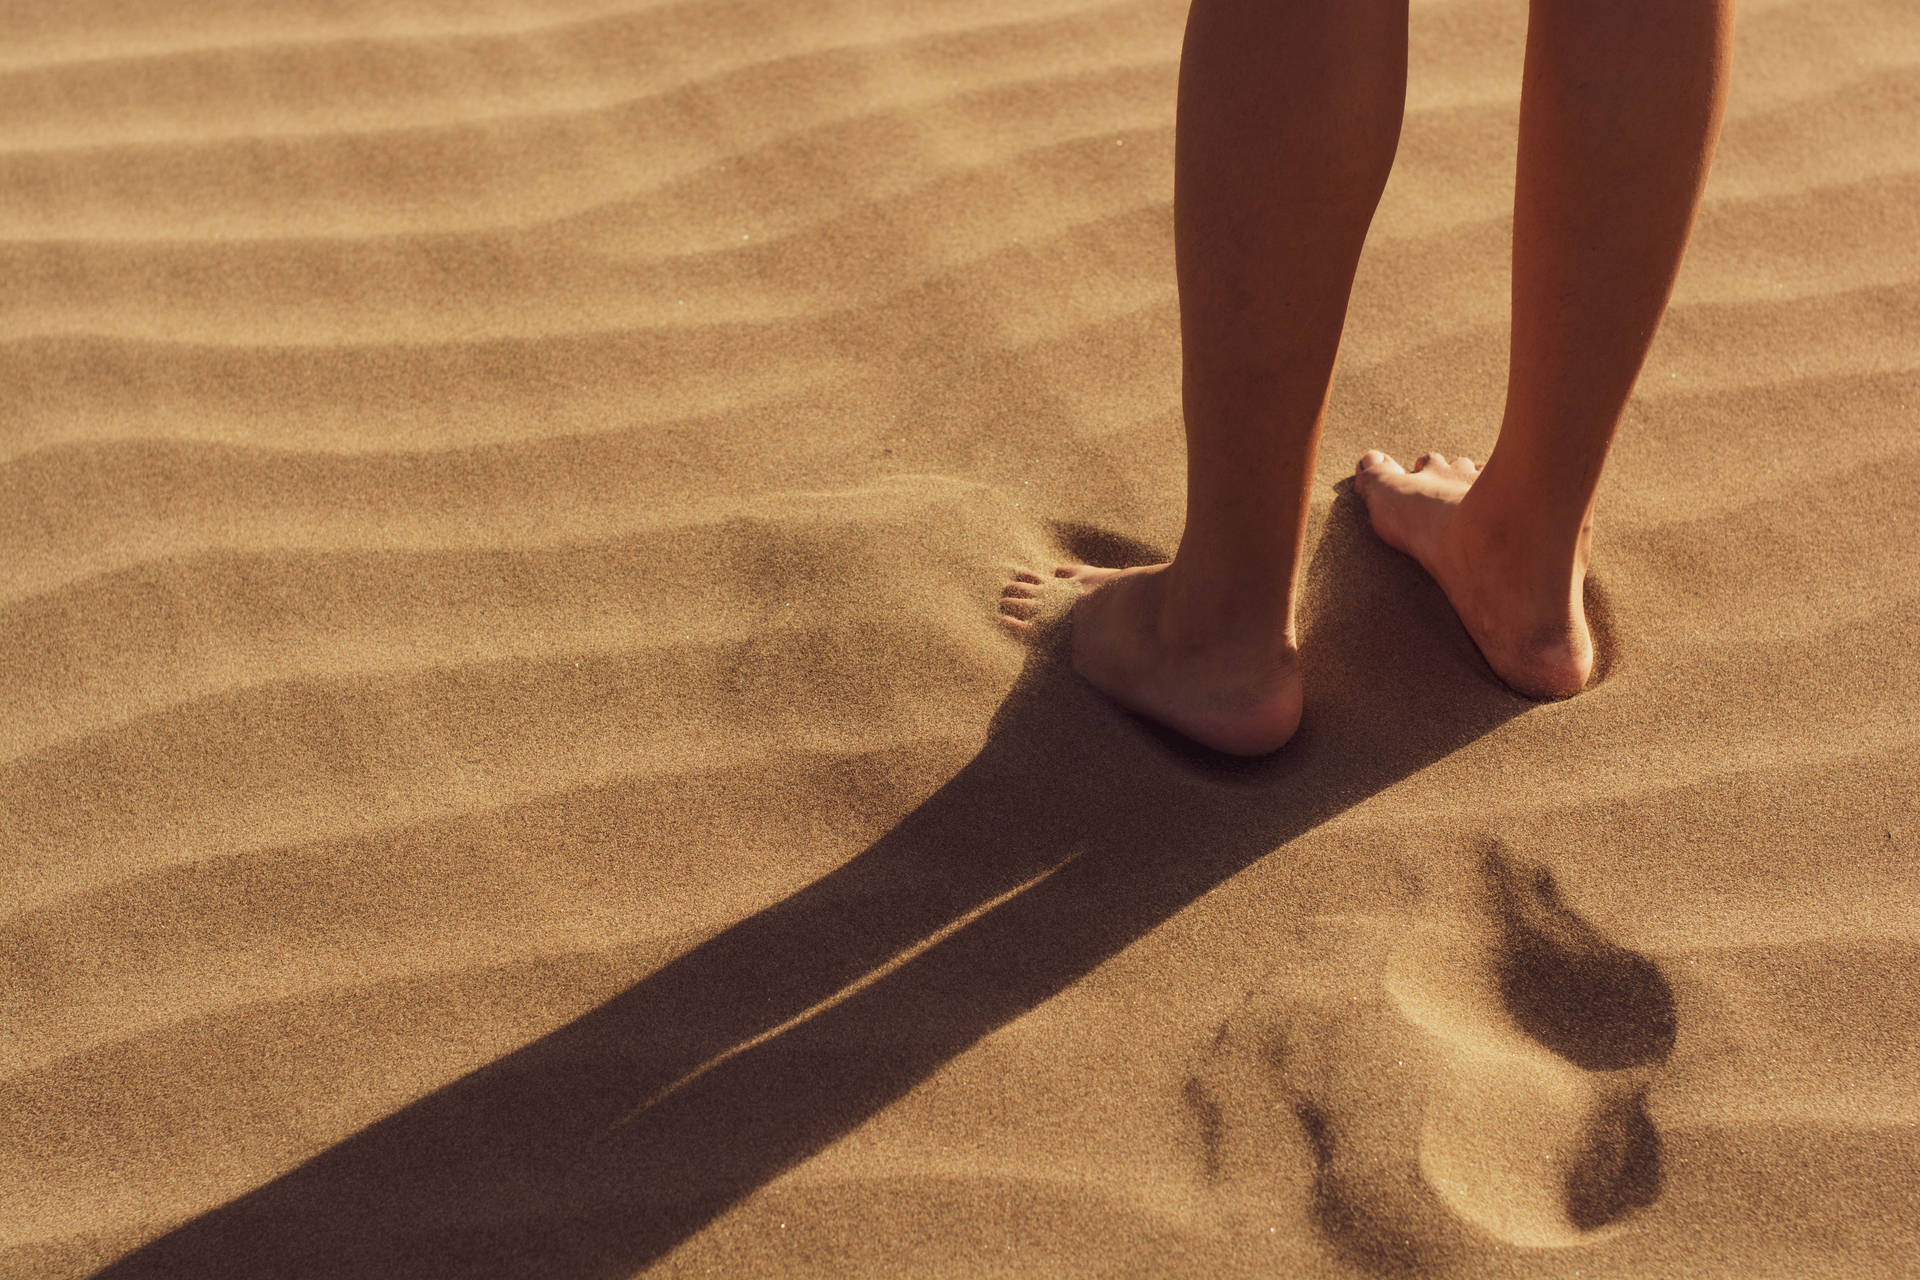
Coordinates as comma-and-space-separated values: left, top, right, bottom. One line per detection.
1444, 504, 1588, 614
1157, 558, 1298, 658
1458, 457, 1593, 563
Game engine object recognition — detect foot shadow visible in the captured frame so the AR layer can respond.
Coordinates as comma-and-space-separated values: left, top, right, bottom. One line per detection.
95, 489, 1531, 1279
1048, 519, 1169, 570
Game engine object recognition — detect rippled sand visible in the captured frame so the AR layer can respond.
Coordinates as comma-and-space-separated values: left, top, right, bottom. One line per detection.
5, 0, 1917, 1275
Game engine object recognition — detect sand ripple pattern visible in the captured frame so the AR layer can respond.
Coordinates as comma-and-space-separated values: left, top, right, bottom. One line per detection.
4, 0, 1918, 1275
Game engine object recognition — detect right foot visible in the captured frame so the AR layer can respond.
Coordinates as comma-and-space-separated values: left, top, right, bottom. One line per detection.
1353, 451, 1593, 698
999, 563, 1304, 756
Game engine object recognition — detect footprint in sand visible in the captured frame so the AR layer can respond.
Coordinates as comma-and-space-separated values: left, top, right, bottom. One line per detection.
1191, 844, 1677, 1269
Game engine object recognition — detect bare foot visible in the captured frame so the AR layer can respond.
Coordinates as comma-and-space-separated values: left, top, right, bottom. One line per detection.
1353, 450, 1593, 698
999, 563, 1303, 755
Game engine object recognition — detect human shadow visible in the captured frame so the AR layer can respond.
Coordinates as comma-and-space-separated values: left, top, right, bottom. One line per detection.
96, 486, 1530, 1279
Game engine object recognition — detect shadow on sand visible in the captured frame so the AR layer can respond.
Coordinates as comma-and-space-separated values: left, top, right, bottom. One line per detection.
97, 487, 1531, 1279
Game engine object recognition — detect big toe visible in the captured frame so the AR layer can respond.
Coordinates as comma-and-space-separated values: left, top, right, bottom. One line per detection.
1356, 450, 1405, 482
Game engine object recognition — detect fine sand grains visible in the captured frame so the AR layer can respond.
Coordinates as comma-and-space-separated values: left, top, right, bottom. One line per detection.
4, 0, 1917, 1276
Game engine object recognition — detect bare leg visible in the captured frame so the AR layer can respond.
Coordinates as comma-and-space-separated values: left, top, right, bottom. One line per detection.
1002, 0, 1408, 755
1357, 0, 1734, 697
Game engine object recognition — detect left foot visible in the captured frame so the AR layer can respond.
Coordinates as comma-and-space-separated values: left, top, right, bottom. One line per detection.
999, 563, 1303, 756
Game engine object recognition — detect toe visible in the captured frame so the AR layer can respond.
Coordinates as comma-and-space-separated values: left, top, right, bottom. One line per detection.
1002, 582, 1039, 600
1356, 450, 1405, 484
999, 598, 1038, 621
1014, 569, 1044, 585
1356, 452, 1406, 496
998, 614, 1034, 636
1413, 451, 1446, 472
1456, 456, 1477, 472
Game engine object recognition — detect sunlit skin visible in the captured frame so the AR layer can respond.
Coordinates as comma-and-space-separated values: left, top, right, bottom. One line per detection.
1001, 0, 1733, 754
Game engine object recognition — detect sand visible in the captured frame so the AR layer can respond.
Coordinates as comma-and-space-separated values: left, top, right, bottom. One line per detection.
3, 0, 1917, 1275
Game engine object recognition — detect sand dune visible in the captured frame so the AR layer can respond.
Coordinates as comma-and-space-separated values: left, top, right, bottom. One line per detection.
4, 0, 1916, 1275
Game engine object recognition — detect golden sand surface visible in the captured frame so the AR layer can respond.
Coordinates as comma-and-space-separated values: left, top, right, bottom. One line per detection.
4, 0, 1917, 1275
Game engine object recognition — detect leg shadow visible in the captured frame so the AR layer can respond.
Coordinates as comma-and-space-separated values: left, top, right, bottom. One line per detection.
95, 486, 1529, 1279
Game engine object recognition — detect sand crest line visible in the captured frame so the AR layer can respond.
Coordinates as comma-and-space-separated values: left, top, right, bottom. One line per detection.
608, 852, 1083, 1124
